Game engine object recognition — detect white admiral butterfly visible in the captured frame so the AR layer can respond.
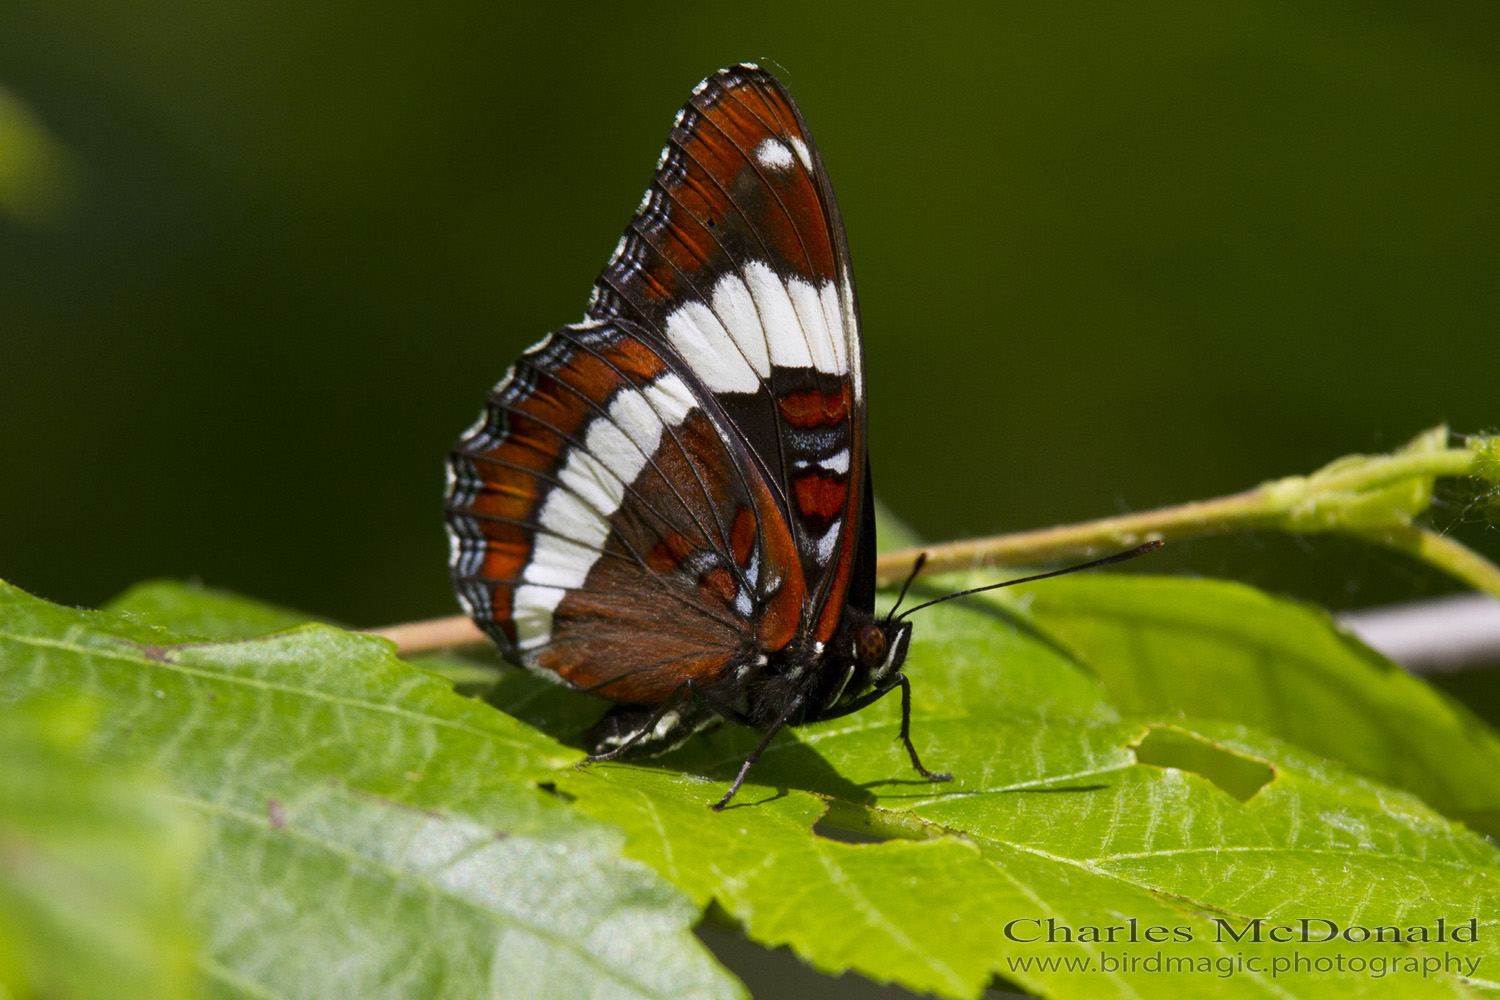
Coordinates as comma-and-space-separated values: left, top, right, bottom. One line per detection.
446, 64, 948, 808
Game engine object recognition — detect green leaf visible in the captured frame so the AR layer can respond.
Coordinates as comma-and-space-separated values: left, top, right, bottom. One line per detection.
7, 569, 1500, 999
545, 586, 1500, 998
107, 579, 319, 639
1014, 573, 1500, 835
0, 700, 199, 1000
106, 581, 507, 689
0, 580, 742, 1000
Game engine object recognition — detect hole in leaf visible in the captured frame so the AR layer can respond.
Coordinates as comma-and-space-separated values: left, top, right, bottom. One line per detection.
810, 800, 935, 844
697, 919, 932, 998
811, 820, 890, 845
1131, 726, 1274, 802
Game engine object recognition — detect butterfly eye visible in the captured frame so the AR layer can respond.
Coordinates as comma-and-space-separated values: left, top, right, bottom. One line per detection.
856, 623, 888, 668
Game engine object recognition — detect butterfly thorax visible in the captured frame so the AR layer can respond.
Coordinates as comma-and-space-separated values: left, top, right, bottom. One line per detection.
709, 609, 912, 731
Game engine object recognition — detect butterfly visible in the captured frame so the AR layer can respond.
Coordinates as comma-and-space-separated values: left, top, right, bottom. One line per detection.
444, 63, 948, 810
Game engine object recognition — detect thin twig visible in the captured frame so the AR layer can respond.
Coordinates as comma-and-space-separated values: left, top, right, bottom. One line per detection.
366, 616, 486, 654
870, 488, 1263, 586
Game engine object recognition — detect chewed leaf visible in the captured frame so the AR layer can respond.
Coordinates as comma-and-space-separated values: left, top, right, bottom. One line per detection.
1013, 573, 1500, 835
1131, 724, 1274, 802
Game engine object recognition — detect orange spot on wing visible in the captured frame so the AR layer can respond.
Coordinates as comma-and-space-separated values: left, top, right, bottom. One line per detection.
487, 585, 516, 644
730, 506, 757, 567
469, 478, 537, 525
599, 336, 671, 382
777, 386, 851, 428
646, 532, 695, 573
699, 566, 738, 607
477, 531, 528, 582
753, 483, 806, 652
794, 473, 847, 520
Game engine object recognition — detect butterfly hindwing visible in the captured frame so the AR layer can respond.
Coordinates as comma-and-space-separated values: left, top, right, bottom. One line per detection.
446, 318, 808, 704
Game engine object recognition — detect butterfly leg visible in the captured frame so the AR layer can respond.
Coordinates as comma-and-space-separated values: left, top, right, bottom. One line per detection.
712, 692, 807, 811
897, 674, 952, 783
583, 683, 707, 764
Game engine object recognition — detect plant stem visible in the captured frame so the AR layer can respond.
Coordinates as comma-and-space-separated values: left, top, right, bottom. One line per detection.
874, 444, 1499, 599
871, 486, 1264, 586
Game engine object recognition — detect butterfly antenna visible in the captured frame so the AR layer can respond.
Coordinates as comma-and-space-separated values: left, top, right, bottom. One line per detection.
885, 552, 928, 623
896, 541, 1163, 622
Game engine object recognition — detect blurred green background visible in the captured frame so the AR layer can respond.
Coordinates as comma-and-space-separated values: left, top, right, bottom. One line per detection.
2, 1, 1498, 628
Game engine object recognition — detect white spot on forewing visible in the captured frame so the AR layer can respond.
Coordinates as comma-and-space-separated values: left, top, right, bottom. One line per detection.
754, 138, 794, 171
513, 373, 697, 648
665, 299, 761, 393
839, 259, 863, 402
787, 277, 838, 373
668, 268, 850, 393
790, 136, 813, 173
818, 281, 848, 374
709, 274, 770, 376
744, 262, 810, 370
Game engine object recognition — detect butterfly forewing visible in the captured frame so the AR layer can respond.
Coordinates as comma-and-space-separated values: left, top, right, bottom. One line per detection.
586, 65, 869, 644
